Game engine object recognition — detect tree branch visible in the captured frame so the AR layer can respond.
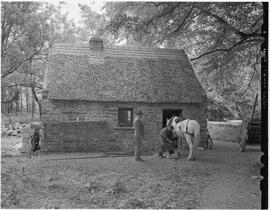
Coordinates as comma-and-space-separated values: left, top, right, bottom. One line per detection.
144, 3, 182, 27
31, 86, 42, 120
251, 15, 263, 29
251, 58, 261, 85
241, 72, 255, 97
197, 7, 247, 38
1, 40, 45, 78
190, 37, 262, 61
31, 86, 41, 102
190, 48, 229, 61
149, 2, 159, 7
172, 4, 195, 34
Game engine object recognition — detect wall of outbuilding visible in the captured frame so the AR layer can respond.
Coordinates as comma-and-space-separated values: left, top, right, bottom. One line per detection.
41, 99, 208, 153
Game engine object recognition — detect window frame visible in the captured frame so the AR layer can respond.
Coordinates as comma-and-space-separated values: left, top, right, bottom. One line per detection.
118, 108, 134, 127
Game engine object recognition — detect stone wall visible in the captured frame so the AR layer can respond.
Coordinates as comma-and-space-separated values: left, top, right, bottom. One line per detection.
41, 99, 208, 153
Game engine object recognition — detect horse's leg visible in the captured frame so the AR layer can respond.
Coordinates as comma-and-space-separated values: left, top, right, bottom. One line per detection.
191, 124, 200, 159
174, 137, 181, 158
185, 135, 194, 160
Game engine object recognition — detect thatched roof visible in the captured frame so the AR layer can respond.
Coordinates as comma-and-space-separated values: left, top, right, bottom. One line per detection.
44, 41, 206, 103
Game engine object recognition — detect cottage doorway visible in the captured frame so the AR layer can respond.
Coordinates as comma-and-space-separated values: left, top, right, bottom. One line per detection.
162, 109, 183, 128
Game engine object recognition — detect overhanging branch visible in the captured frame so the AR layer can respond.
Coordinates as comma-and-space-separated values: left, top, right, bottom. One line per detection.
190, 48, 229, 61
197, 7, 247, 38
241, 72, 255, 97
190, 37, 263, 61
1, 41, 45, 79
172, 4, 195, 34
144, 2, 182, 27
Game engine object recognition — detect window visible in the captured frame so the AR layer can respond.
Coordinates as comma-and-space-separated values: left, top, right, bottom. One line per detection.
118, 108, 133, 127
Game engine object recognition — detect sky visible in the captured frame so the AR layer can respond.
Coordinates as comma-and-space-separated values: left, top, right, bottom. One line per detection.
50, 1, 105, 26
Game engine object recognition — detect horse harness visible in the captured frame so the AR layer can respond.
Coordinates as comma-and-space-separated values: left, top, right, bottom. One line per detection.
179, 119, 194, 136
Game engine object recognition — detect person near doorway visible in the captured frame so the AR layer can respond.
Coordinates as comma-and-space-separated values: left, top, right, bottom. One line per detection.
133, 110, 145, 161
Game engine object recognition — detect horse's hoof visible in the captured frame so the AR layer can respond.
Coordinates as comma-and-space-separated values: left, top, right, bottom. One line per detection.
187, 157, 195, 161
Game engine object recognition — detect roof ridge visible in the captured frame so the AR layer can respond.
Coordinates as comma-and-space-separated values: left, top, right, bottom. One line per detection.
52, 42, 185, 53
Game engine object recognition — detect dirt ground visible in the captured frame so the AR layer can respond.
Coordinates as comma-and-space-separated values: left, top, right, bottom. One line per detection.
1, 138, 262, 209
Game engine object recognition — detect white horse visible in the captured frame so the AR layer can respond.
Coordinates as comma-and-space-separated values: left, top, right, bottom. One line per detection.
167, 116, 200, 160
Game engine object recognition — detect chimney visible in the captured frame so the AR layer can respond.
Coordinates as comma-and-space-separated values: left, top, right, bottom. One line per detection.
89, 37, 103, 51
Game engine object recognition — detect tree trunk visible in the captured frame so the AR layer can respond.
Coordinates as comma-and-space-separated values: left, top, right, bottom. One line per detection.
20, 87, 23, 112
31, 87, 42, 120
15, 98, 18, 116
10, 101, 13, 113
1, 103, 4, 113
250, 93, 258, 121
32, 91, 35, 118
25, 88, 29, 113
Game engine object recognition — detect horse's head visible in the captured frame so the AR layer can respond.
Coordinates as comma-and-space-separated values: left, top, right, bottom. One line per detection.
166, 116, 178, 129
175, 115, 185, 123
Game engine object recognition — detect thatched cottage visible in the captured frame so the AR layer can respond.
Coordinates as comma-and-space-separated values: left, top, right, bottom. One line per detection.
41, 37, 208, 153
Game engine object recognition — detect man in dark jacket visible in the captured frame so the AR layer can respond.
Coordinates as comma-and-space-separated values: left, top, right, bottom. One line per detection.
159, 125, 177, 159
133, 110, 145, 161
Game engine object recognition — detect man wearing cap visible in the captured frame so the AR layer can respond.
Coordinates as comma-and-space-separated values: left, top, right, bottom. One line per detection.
133, 110, 145, 161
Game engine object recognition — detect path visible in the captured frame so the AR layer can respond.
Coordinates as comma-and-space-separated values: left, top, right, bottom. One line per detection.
197, 141, 262, 209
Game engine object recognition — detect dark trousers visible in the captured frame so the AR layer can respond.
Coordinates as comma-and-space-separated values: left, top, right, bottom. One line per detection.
135, 136, 142, 158
158, 138, 175, 157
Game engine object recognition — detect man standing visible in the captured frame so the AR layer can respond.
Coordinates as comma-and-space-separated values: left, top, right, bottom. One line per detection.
159, 125, 177, 159
133, 110, 145, 161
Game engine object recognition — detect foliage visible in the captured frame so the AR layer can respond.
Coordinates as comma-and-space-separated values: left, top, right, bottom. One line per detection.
104, 2, 263, 117
1, 2, 82, 105
2, 2, 48, 78
78, 3, 106, 37
77, 3, 125, 46
47, 3, 80, 44
1, 2, 263, 119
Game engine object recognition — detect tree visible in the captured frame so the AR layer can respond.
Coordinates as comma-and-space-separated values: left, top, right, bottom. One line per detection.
1, 2, 50, 78
104, 2, 263, 117
1, 2, 82, 118
77, 3, 121, 45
